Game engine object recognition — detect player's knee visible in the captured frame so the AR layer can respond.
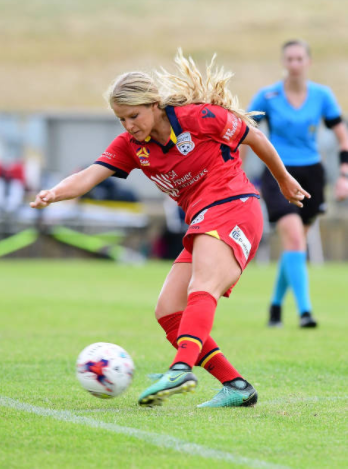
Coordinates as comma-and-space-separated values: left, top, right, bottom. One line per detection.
293, 240, 306, 251
285, 233, 306, 251
154, 301, 166, 320
187, 280, 221, 301
279, 215, 306, 250
154, 296, 186, 320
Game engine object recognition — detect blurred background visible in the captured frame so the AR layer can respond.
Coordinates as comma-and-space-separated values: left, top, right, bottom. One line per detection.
1, 0, 347, 263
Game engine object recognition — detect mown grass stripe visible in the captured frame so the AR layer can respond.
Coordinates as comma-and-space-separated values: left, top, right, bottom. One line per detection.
0, 396, 289, 469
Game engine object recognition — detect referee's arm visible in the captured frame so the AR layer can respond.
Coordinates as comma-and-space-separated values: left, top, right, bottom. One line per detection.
332, 120, 348, 199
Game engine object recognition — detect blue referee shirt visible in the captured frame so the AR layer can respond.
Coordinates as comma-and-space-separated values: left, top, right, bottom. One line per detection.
247, 81, 341, 166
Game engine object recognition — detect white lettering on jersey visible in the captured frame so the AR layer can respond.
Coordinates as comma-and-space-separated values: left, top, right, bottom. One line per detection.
223, 117, 239, 141
176, 132, 195, 155
166, 170, 178, 180
101, 151, 115, 160
229, 225, 251, 260
176, 169, 208, 189
173, 173, 192, 187
151, 174, 179, 198
151, 168, 208, 198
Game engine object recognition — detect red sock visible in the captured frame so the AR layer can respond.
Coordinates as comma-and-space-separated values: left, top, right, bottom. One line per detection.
158, 310, 242, 383
197, 336, 242, 383
171, 291, 217, 368
158, 311, 182, 347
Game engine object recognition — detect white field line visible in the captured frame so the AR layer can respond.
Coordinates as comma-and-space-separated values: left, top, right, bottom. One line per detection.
0, 396, 289, 469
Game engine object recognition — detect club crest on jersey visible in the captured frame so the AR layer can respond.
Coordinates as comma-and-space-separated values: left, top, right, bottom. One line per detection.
176, 132, 195, 156
136, 147, 150, 166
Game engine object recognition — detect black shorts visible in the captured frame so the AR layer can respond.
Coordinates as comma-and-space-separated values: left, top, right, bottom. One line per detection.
261, 162, 326, 225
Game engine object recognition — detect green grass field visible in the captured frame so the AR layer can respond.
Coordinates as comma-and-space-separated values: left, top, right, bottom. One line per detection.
0, 260, 347, 468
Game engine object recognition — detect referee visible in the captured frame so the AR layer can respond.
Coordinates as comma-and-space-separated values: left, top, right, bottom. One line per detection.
243, 39, 348, 327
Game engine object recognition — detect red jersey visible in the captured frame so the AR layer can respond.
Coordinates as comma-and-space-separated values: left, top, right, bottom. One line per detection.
95, 103, 259, 223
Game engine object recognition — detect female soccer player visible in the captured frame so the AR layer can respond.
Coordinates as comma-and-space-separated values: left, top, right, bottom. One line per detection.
31, 50, 309, 407
243, 40, 348, 329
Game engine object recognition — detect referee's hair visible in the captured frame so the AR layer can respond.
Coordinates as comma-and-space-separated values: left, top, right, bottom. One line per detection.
282, 40, 311, 57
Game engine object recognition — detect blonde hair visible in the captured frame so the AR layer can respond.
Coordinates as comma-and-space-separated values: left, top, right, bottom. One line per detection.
106, 49, 262, 127
105, 71, 161, 107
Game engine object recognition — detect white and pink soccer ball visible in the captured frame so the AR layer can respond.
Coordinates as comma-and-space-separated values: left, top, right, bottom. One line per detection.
76, 342, 135, 398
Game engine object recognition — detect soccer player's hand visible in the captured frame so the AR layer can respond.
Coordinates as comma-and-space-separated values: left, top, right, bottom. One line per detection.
335, 176, 348, 201
30, 190, 56, 209
278, 173, 311, 208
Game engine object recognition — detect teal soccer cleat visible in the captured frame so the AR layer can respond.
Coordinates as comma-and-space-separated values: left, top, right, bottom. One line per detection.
138, 364, 197, 407
197, 378, 258, 408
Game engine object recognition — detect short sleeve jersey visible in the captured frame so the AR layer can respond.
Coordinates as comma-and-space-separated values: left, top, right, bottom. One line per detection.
247, 81, 341, 166
95, 104, 257, 223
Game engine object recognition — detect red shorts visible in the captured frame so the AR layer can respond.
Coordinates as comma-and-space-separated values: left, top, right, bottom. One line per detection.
174, 196, 263, 297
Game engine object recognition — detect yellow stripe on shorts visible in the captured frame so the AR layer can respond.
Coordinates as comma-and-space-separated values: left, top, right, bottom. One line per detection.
205, 230, 220, 240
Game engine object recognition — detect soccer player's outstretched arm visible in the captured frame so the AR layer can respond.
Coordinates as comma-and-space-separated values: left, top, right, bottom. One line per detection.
30, 164, 114, 209
242, 126, 311, 207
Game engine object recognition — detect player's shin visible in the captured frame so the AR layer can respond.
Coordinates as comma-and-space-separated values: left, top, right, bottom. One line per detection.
170, 291, 217, 369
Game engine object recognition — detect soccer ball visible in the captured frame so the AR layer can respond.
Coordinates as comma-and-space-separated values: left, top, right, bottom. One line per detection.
76, 342, 135, 398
